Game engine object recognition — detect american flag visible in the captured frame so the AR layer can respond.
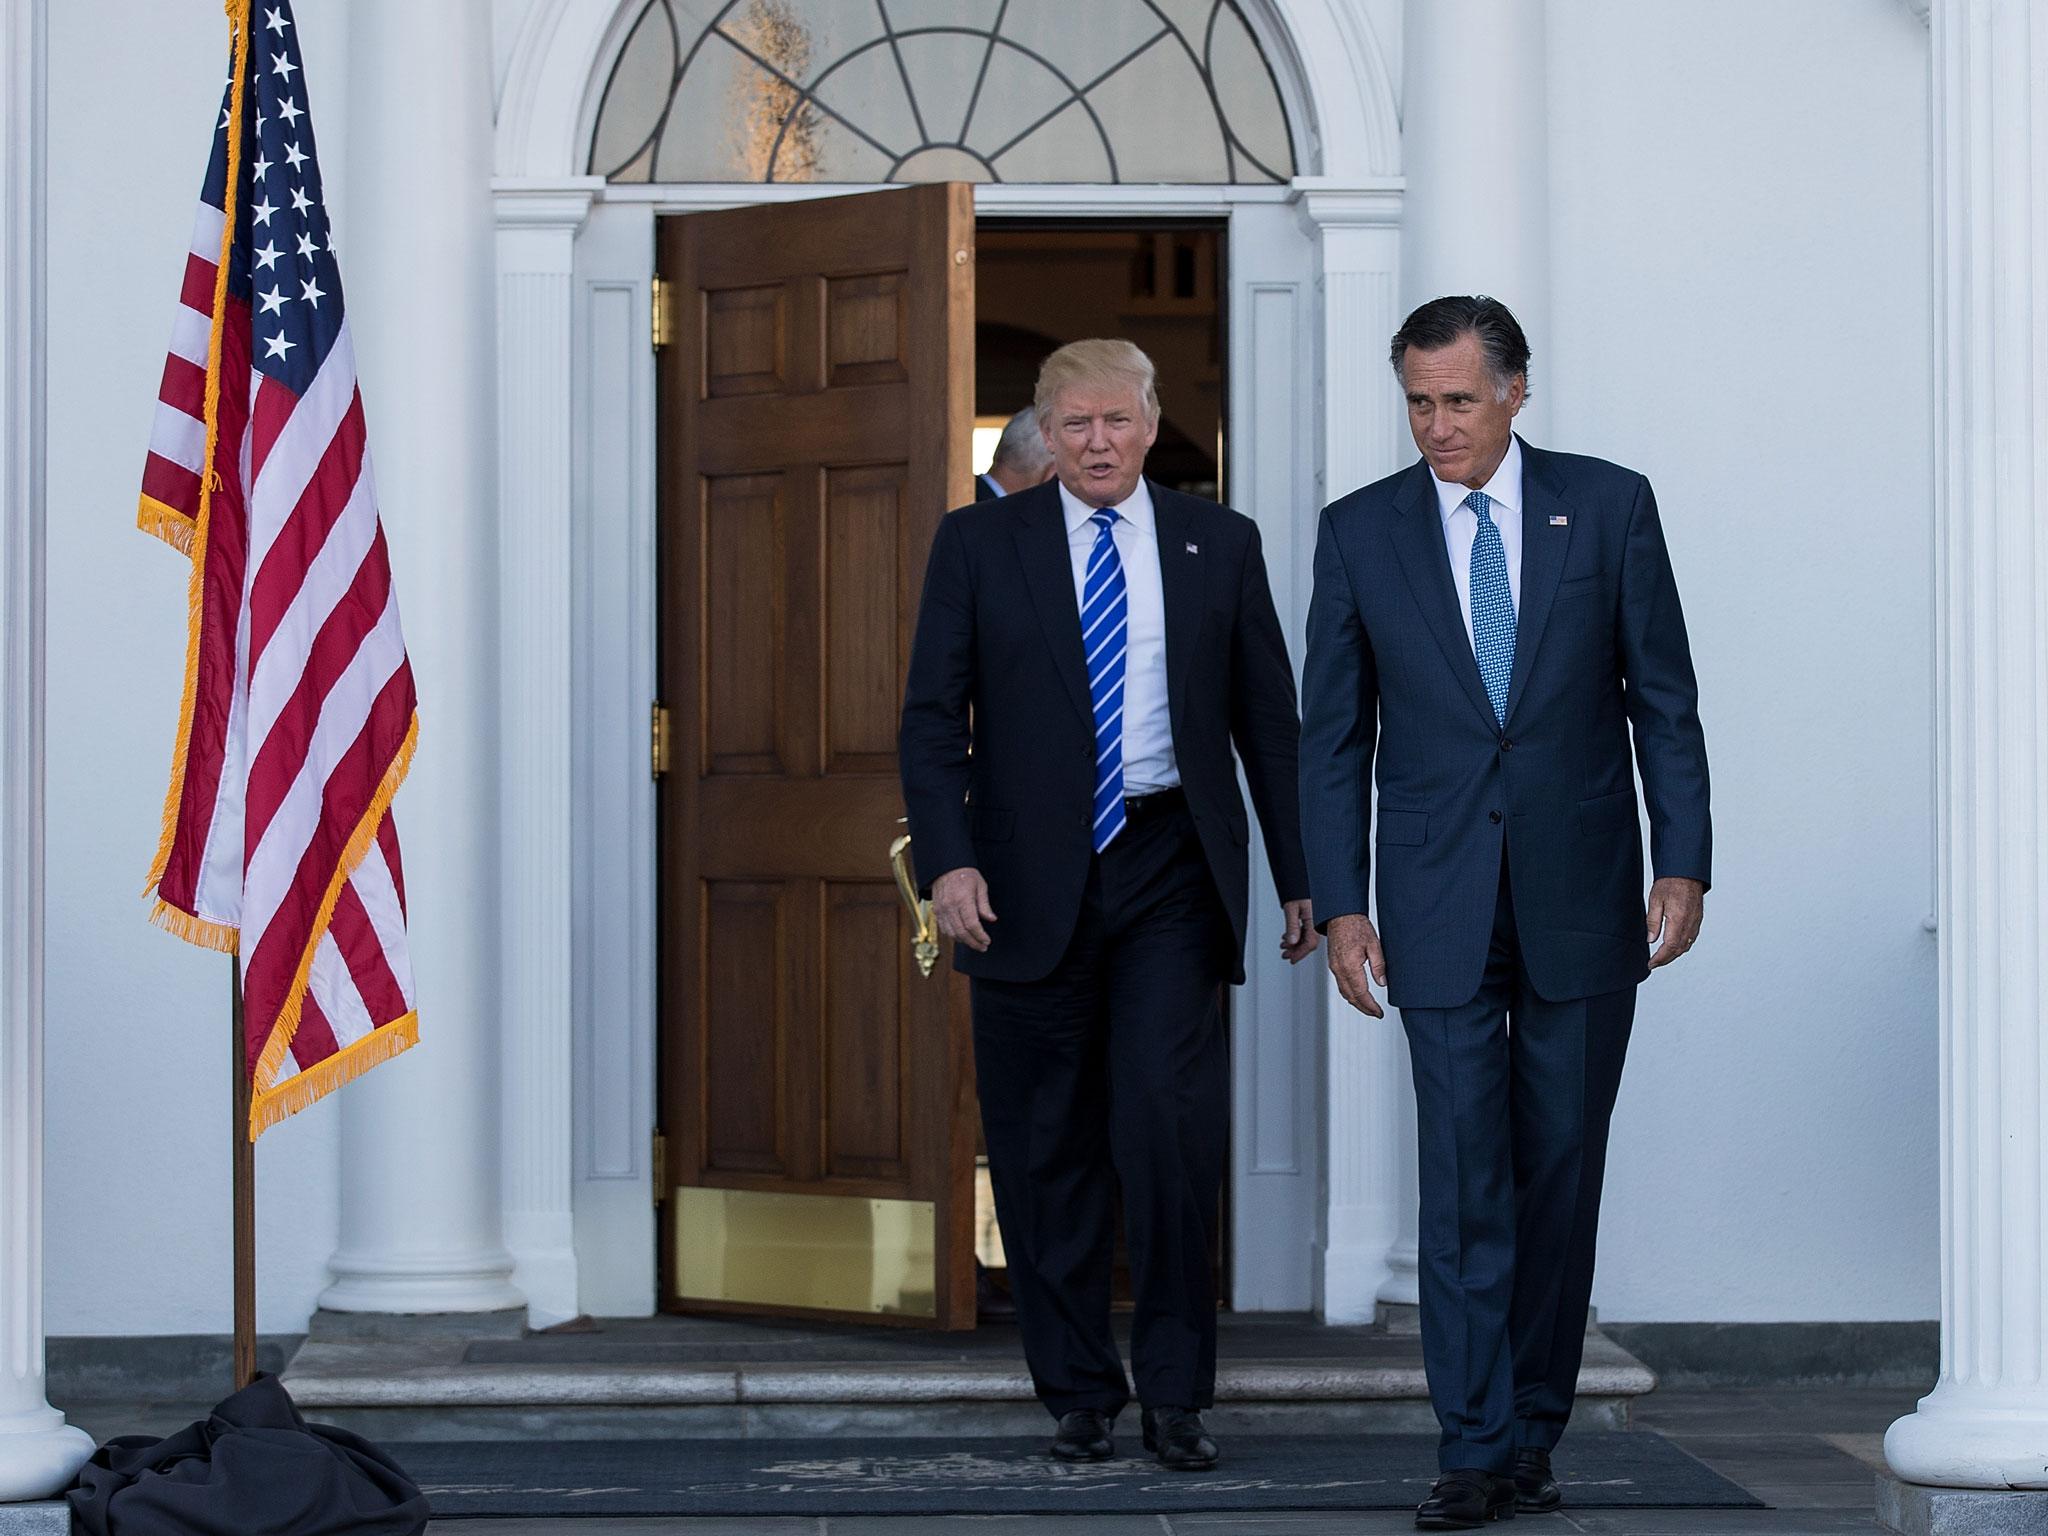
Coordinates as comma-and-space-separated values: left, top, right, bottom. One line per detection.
140, 0, 419, 1139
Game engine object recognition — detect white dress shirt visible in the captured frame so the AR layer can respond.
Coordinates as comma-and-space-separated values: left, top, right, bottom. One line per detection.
1431, 434, 1525, 655
1058, 477, 1179, 795
978, 472, 1006, 499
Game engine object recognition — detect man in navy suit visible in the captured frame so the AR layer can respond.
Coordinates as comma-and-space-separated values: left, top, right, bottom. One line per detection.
1299, 297, 1711, 1530
901, 340, 1316, 1471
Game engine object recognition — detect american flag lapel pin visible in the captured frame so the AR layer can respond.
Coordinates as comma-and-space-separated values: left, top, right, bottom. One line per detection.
1186, 541, 1200, 553
1549, 515, 1569, 527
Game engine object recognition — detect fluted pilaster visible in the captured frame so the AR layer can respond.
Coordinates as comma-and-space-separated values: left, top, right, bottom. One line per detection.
0, 0, 92, 1500
1884, 0, 2048, 1493
495, 179, 600, 1328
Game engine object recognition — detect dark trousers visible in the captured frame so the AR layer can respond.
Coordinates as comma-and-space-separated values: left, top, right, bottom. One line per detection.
970, 792, 1229, 1420
1400, 856, 1637, 1473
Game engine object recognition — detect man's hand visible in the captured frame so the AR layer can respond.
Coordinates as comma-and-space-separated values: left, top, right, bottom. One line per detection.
1646, 877, 1705, 970
932, 867, 997, 953
1281, 899, 1319, 963
1325, 912, 1388, 1017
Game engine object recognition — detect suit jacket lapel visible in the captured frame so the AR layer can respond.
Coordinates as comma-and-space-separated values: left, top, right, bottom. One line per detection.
1504, 439, 1573, 726
1150, 483, 1204, 736
1387, 461, 1499, 728
1008, 480, 1093, 727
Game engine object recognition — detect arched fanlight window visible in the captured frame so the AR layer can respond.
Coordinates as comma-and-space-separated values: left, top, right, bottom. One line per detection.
589, 0, 1297, 185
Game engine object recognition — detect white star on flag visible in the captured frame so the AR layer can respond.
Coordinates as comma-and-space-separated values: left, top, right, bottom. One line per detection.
283, 141, 307, 171
251, 153, 272, 179
251, 196, 277, 226
295, 231, 318, 260
257, 285, 287, 315
253, 240, 282, 270
289, 186, 313, 214
261, 332, 296, 360
265, 5, 289, 34
272, 52, 298, 82
277, 96, 302, 126
300, 276, 325, 308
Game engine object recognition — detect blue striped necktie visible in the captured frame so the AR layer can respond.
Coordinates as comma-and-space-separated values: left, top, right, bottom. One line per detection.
1083, 509, 1128, 851
1467, 490, 1516, 726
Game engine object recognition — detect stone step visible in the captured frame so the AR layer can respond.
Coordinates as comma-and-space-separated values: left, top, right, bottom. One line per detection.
279, 1316, 1656, 1442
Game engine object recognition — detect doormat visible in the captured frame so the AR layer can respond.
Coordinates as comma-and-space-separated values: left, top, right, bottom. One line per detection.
401, 1431, 1765, 1518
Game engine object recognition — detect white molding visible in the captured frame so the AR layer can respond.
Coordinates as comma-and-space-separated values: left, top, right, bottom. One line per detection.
567, 200, 660, 1317
491, 0, 1409, 1319
1226, 204, 1325, 1310
1291, 183, 1411, 1323
493, 179, 599, 1329
0, 0, 92, 1499
493, 0, 1401, 182
1884, 0, 2048, 1490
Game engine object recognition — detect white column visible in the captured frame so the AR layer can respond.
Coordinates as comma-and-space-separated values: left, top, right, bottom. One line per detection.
1294, 180, 1413, 1324
1883, 0, 2048, 1492
0, 0, 91, 1500
1399, 0, 1552, 442
319, 0, 522, 1317
494, 178, 601, 1329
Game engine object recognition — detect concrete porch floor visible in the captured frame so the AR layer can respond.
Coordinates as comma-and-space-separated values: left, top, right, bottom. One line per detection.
40, 1384, 1917, 1536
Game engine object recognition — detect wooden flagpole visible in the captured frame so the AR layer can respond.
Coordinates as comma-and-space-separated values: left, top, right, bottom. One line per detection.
231, 956, 256, 1390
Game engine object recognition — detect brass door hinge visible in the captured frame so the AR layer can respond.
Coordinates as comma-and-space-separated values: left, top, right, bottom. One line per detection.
651, 702, 673, 780
651, 275, 675, 351
651, 1129, 668, 1208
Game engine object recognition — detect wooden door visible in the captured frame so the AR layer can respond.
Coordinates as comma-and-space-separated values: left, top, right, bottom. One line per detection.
655, 185, 977, 1329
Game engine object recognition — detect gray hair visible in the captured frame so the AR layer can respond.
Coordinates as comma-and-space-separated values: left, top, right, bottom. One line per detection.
990, 406, 1052, 475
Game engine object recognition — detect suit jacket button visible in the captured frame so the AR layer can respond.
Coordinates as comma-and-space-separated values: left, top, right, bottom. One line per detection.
1489, 810, 1503, 824
1500, 738, 1514, 751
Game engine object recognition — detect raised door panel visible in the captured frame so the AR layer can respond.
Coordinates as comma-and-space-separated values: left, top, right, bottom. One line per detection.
659, 184, 975, 1328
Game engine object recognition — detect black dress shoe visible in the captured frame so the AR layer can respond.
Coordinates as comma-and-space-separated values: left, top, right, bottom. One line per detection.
1141, 1406, 1219, 1470
1049, 1409, 1114, 1461
1513, 1446, 1561, 1512
1415, 1468, 1517, 1529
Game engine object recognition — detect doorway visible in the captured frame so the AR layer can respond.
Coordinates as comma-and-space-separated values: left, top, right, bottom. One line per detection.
967, 221, 1231, 1316
652, 191, 1233, 1330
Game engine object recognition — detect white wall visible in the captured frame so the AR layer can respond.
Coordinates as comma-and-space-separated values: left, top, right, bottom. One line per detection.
1545, 0, 1938, 1321
35, 0, 1936, 1335
41, 0, 354, 1335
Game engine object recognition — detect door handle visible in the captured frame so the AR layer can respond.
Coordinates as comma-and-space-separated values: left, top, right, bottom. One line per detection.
888, 831, 940, 979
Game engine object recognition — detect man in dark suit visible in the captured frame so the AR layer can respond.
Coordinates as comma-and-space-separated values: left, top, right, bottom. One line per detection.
1299, 297, 1711, 1530
976, 405, 1056, 500
901, 339, 1316, 1470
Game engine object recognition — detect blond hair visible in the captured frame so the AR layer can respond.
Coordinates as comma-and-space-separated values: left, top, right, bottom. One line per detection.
1033, 339, 1161, 431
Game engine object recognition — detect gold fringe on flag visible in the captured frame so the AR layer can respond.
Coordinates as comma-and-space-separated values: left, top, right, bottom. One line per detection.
136, 495, 198, 556
248, 710, 419, 1140
143, 0, 251, 902
148, 901, 239, 955
248, 1011, 419, 1139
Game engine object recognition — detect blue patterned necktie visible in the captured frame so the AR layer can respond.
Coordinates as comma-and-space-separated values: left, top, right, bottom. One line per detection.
1083, 509, 1129, 851
1467, 490, 1516, 726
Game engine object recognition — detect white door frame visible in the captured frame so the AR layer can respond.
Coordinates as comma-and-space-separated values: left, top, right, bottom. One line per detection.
491, 0, 1408, 1326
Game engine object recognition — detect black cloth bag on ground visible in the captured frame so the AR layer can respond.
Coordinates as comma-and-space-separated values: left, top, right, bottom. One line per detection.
67, 1373, 429, 1536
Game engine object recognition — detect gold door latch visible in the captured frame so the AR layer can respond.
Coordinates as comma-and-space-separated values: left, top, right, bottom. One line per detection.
651, 702, 673, 780
651, 275, 675, 351
889, 828, 940, 979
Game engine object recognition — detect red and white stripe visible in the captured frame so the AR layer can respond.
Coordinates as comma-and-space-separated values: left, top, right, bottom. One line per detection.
143, 220, 418, 1138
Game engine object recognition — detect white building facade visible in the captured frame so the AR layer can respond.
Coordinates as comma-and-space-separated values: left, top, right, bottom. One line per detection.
7, 0, 2044, 1505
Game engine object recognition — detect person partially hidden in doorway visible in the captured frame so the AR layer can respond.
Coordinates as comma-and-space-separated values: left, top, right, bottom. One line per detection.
976, 405, 1057, 500
900, 339, 1318, 1471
